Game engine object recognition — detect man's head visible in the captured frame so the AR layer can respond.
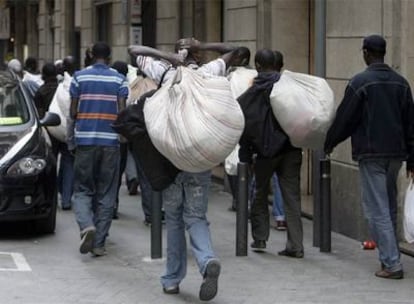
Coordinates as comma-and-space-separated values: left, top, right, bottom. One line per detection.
362, 34, 386, 65
112, 61, 128, 76
41, 62, 57, 82
273, 50, 284, 72
228, 47, 251, 67
8, 59, 22, 75
63, 56, 76, 75
92, 42, 111, 62
175, 37, 201, 65
24, 57, 38, 73
54, 59, 64, 76
255, 49, 277, 72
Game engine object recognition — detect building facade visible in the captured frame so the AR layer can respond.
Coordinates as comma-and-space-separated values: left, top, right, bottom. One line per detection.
4, 0, 414, 243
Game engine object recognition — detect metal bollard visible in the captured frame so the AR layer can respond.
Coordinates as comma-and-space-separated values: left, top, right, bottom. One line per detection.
236, 162, 249, 256
151, 190, 162, 259
319, 158, 331, 252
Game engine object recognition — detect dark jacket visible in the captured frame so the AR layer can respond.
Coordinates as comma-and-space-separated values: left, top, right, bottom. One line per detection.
238, 71, 296, 163
33, 80, 58, 118
111, 90, 181, 191
325, 63, 414, 169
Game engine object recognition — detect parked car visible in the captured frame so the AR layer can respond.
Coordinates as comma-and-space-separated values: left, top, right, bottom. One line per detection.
0, 70, 60, 233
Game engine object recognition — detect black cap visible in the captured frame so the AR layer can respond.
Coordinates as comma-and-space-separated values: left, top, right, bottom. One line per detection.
362, 35, 386, 54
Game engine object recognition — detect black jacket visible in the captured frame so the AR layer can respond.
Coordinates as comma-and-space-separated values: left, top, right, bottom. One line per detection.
238, 72, 296, 163
112, 90, 181, 191
325, 63, 414, 169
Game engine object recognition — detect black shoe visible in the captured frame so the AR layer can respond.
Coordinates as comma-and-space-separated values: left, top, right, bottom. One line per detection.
375, 269, 404, 279
250, 240, 266, 251
144, 218, 151, 226
128, 178, 139, 195
62, 205, 71, 211
278, 249, 304, 258
163, 285, 180, 294
199, 259, 221, 301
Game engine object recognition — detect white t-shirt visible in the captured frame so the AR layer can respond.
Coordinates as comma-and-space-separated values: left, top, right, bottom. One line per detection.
136, 56, 226, 85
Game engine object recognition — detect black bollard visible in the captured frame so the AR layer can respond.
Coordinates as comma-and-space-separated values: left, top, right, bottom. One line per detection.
319, 158, 331, 252
236, 162, 249, 256
151, 190, 162, 259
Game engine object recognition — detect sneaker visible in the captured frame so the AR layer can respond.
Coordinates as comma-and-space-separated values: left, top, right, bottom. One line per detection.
375, 269, 403, 279
275, 220, 287, 231
128, 178, 139, 195
199, 259, 221, 301
91, 247, 107, 257
163, 285, 180, 294
79, 227, 96, 254
278, 249, 304, 258
250, 240, 266, 251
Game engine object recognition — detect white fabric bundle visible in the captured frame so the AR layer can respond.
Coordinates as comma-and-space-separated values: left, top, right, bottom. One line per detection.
270, 70, 335, 150
144, 66, 245, 173
224, 67, 257, 175
47, 72, 72, 142
227, 67, 257, 99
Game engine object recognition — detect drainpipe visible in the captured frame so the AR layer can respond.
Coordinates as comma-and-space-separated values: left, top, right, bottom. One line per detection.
312, 0, 331, 252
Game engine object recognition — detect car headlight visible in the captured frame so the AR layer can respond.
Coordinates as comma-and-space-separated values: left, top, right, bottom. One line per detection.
6, 157, 47, 176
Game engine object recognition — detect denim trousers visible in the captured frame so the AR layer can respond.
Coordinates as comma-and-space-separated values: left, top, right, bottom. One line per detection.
57, 142, 74, 208
359, 158, 402, 272
251, 149, 303, 252
271, 174, 285, 221
72, 145, 120, 248
160, 171, 217, 288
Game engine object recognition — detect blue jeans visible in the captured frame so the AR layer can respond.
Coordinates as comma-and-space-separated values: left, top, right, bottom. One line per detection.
57, 143, 74, 208
72, 146, 120, 248
271, 174, 285, 221
161, 171, 217, 288
359, 159, 402, 272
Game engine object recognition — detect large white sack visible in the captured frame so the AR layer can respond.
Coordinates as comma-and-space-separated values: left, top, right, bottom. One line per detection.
127, 76, 157, 106
47, 72, 72, 142
224, 67, 257, 175
270, 70, 335, 150
227, 67, 257, 99
144, 66, 245, 173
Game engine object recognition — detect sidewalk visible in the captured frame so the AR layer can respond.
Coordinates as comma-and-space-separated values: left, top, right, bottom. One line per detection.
2, 179, 413, 304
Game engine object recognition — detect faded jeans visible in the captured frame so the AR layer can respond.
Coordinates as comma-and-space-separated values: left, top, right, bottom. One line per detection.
160, 171, 217, 288
72, 145, 120, 248
359, 158, 402, 272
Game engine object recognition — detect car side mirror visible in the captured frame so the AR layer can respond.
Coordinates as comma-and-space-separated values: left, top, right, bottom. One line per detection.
40, 112, 61, 127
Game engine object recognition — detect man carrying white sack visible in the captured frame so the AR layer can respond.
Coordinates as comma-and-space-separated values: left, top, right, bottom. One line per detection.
238, 49, 304, 258
128, 39, 248, 301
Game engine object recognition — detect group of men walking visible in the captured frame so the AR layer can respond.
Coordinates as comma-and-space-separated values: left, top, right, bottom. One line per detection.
10, 32, 413, 301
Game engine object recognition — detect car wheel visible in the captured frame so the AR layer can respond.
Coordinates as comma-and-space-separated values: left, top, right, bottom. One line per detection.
35, 190, 57, 234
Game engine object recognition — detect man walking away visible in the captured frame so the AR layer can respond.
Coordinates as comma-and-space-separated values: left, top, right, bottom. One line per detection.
69, 42, 128, 257
325, 34, 414, 279
238, 49, 304, 258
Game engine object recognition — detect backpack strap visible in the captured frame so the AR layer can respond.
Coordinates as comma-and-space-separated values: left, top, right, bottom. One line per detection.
158, 66, 172, 89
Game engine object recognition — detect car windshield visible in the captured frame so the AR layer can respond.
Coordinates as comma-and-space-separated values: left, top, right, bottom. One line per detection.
0, 72, 30, 126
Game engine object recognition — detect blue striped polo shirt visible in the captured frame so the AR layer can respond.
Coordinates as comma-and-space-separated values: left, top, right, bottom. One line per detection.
70, 63, 129, 147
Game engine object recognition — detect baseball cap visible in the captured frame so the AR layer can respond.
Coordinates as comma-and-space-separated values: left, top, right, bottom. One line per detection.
362, 35, 386, 53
